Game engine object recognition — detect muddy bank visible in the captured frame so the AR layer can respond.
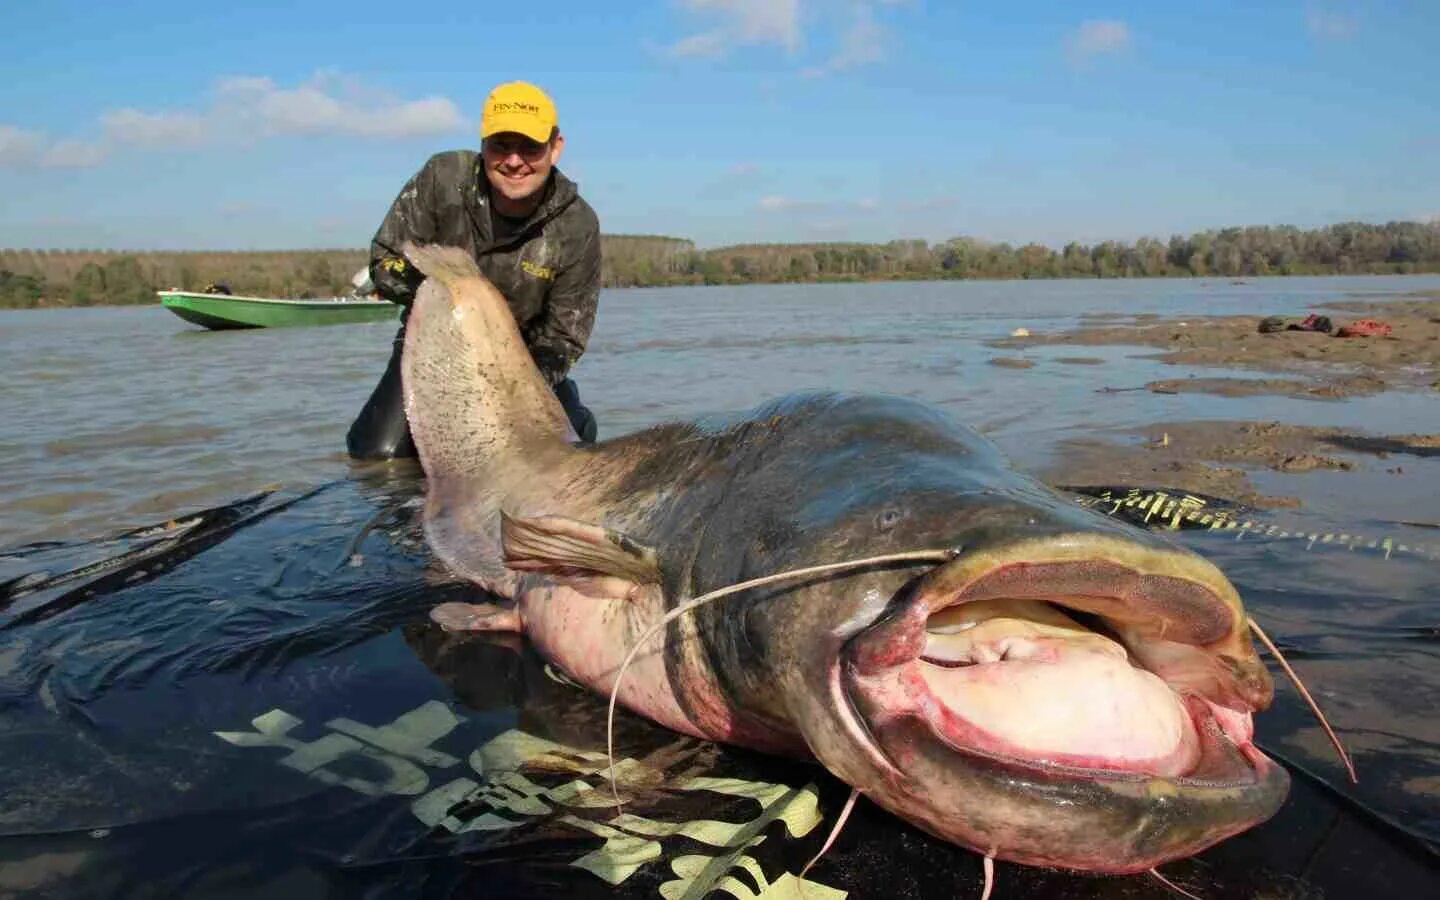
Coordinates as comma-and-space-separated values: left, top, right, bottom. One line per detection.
987, 356, 1035, 369
991, 291, 1440, 398
1042, 420, 1440, 508
1135, 373, 1389, 399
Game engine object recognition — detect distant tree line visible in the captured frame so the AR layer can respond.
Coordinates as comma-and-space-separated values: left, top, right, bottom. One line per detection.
624, 221, 1440, 287
0, 249, 369, 309
3, 221, 1438, 309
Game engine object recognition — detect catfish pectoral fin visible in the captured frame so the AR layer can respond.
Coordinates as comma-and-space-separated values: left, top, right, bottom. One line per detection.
500, 511, 661, 585
430, 601, 521, 633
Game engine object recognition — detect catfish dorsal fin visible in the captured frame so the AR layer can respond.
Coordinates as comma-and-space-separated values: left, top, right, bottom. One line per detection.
501, 512, 661, 585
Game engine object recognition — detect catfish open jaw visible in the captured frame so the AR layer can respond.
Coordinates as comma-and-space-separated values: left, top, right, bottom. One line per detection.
842, 534, 1290, 872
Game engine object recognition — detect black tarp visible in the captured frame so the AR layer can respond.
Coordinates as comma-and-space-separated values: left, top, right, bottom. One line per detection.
1, 477, 1436, 899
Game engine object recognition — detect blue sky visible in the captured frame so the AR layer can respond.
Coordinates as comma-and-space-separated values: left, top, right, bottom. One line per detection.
2, 1, 1436, 250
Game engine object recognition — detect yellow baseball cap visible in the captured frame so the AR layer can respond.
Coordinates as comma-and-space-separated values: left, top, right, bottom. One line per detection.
480, 81, 558, 143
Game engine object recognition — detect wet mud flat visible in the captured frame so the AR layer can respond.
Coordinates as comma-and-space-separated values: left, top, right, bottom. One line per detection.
981, 291, 1440, 511
1042, 421, 1440, 511
990, 291, 1440, 398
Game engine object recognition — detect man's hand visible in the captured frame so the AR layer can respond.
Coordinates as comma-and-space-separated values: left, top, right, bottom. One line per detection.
373, 255, 426, 307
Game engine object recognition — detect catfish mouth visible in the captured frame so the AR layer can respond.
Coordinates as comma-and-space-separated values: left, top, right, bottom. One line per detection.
840, 535, 1288, 869
909, 599, 1264, 782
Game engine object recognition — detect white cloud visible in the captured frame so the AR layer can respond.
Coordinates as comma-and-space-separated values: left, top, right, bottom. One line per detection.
216, 75, 273, 95
0, 127, 108, 169
217, 201, 264, 216
801, 4, 888, 77
757, 195, 884, 214
0, 125, 44, 167
668, 0, 802, 57
41, 139, 109, 168
898, 194, 960, 213
1307, 9, 1358, 39
758, 195, 837, 213
354, 96, 464, 138
665, 0, 899, 75
216, 74, 464, 138
0, 72, 464, 171
750, 191, 964, 243
1066, 20, 1132, 66
667, 31, 731, 58
101, 109, 210, 148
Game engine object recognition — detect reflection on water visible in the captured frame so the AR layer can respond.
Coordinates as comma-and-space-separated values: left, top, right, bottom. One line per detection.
1, 275, 1439, 896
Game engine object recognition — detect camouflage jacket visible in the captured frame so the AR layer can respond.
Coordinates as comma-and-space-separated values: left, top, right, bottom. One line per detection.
369, 150, 601, 386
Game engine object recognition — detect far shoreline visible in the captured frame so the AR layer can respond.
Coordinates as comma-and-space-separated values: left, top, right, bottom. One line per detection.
6, 269, 1440, 312
5, 219, 1440, 308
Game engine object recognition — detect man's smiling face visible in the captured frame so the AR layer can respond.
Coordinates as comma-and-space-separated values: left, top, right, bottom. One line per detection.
482, 130, 564, 215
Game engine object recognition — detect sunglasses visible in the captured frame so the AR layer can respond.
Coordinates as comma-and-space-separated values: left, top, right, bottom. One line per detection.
483, 136, 551, 162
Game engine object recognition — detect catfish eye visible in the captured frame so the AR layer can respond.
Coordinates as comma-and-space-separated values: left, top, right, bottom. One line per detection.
876, 508, 907, 531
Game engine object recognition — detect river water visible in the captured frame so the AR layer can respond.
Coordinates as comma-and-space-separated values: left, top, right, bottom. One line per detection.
1, 276, 1438, 898
5, 274, 1440, 548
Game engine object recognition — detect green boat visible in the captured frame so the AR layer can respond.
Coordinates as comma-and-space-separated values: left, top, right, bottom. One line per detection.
158, 290, 400, 330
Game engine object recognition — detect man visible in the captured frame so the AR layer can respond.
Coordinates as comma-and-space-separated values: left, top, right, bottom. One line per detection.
347, 80, 601, 460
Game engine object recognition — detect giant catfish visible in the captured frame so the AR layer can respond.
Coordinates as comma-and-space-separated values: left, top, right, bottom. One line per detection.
396, 243, 1289, 875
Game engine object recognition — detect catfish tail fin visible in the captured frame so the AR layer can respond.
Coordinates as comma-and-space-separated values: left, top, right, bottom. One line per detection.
402, 242, 488, 291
